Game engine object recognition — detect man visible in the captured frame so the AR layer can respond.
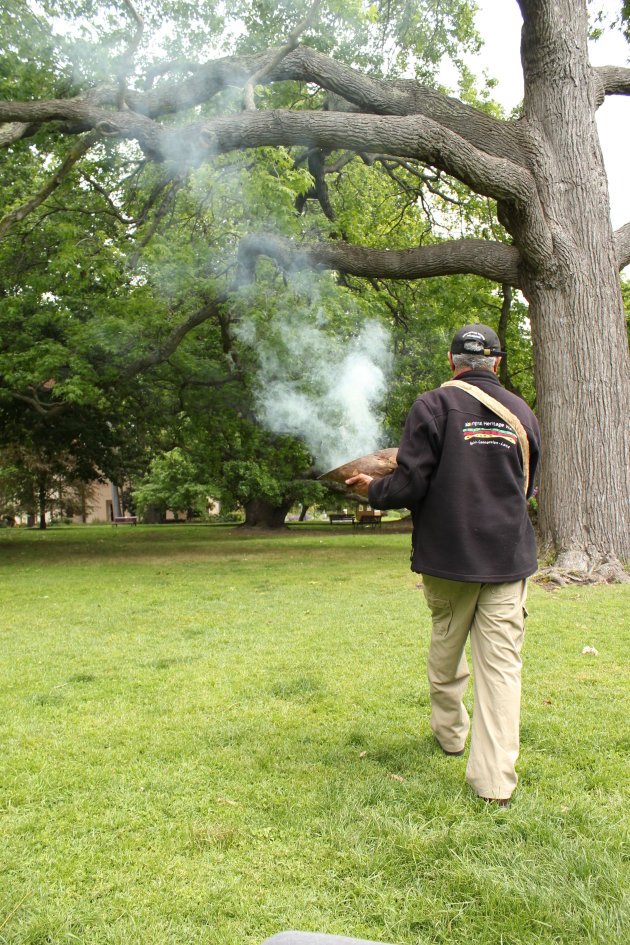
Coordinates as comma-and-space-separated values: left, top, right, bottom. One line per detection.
347, 324, 540, 805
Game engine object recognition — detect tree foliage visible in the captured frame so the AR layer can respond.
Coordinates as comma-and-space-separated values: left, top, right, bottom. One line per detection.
1, 1, 628, 568
1, 0, 502, 526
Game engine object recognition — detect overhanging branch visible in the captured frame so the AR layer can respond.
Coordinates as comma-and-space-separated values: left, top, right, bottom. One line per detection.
10, 390, 68, 417
238, 233, 522, 286
1, 46, 526, 166
594, 65, 630, 98
121, 293, 229, 378
0, 101, 536, 208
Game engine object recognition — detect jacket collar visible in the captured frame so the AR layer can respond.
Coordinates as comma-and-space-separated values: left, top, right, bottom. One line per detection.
451, 369, 501, 387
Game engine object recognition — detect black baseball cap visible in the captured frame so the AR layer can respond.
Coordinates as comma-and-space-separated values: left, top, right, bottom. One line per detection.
450, 324, 506, 357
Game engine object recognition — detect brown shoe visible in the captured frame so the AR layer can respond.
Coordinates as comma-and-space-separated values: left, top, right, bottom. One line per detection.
482, 797, 510, 807
436, 739, 465, 757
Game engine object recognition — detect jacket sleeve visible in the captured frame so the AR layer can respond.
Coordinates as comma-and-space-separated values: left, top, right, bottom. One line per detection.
368, 397, 440, 511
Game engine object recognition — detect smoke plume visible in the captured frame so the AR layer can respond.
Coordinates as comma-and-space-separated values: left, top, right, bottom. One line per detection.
237, 309, 393, 471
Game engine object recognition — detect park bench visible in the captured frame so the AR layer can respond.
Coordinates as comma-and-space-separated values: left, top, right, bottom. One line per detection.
354, 511, 383, 529
327, 512, 355, 525
112, 516, 138, 526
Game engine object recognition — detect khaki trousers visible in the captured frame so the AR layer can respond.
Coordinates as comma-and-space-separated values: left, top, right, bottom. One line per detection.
421, 574, 527, 800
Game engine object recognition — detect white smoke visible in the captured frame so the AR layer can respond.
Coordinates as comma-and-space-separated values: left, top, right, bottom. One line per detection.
240, 312, 393, 471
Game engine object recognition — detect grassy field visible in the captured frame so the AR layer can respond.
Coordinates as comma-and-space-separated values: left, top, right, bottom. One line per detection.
1, 524, 629, 945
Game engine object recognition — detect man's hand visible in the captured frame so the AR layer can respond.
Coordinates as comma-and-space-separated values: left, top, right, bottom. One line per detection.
345, 473, 374, 497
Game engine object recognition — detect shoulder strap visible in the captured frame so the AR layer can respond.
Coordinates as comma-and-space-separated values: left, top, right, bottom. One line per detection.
441, 379, 530, 494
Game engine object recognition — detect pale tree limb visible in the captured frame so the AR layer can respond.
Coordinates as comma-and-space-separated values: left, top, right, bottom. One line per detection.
243, 1, 321, 110
0, 122, 38, 148
594, 65, 630, 98
237, 233, 522, 286
0, 130, 100, 239
614, 221, 630, 270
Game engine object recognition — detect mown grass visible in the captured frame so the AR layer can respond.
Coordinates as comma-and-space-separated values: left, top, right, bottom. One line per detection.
0, 524, 628, 945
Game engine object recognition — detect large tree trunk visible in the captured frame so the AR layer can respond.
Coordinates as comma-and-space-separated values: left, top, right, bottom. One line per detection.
243, 498, 291, 528
38, 472, 47, 530
512, 0, 630, 573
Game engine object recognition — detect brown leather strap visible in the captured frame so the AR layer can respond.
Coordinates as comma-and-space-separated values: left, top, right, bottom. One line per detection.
442, 379, 530, 493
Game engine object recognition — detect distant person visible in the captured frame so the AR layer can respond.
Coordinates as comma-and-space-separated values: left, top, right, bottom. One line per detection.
347, 324, 540, 805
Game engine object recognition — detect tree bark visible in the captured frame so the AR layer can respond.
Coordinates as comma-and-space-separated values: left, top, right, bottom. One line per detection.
238, 233, 521, 285
514, 0, 630, 571
243, 499, 291, 528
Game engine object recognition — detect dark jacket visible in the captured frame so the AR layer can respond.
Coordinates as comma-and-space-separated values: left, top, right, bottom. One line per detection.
368, 370, 540, 582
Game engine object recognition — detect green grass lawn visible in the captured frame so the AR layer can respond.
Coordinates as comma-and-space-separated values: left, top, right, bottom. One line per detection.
1, 524, 628, 945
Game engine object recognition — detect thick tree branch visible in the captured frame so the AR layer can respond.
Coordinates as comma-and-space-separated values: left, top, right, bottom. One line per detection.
121, 294, 229, 378
224, 112, 529, 205
238, 233, 522, 286
0, 130, 100, 238
594, 65, 630, 98
614, 221, 630, 271
200, 47, 527, 164
4, 46, 525, 166
0, 102, 532, 205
